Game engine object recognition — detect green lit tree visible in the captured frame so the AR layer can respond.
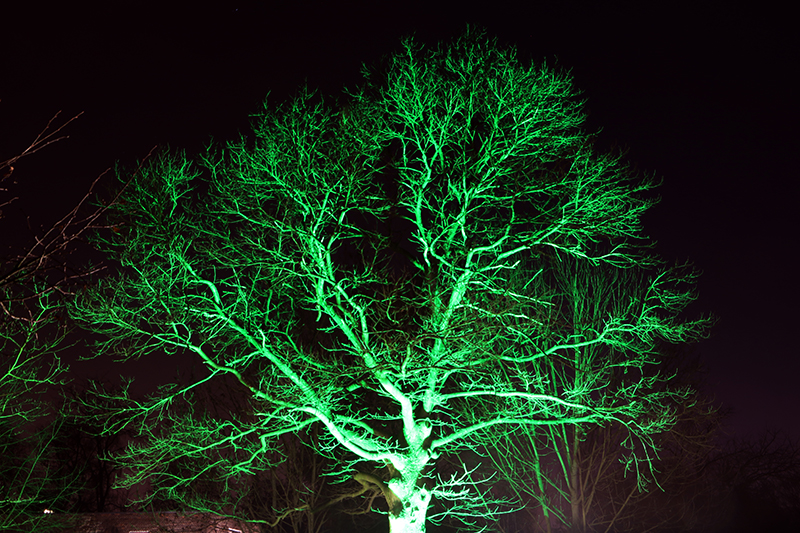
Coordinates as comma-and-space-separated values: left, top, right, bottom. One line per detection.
72, 30, 710, 533
486, 259, 719, 533
135, 374, 349, 532
491, 375, 721, 533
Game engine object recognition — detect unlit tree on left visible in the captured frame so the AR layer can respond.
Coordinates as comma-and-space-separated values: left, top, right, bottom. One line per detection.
0, 105, 115, 531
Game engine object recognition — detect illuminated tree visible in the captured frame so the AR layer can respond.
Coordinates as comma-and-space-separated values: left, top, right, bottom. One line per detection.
136, 374, 350, 532
491, 377, 722, 533
486, 259, 719, 533
72, 29, 710, 533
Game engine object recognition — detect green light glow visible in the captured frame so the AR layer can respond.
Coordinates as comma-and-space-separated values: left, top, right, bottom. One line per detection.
72, 28, 710, 532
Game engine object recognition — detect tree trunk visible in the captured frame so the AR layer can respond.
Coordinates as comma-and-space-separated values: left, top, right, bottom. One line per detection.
386, 483, 432, 533
569, 426, 585, 532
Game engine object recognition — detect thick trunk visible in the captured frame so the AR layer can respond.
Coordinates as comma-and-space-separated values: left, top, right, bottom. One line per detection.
386, 484, 432, 533
382, 421, 435, 533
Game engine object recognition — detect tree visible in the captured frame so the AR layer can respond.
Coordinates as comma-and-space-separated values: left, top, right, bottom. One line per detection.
491, 387, 722, 533
0, 102, 137, 530
72, 29, 710, 533
53, 383, 135, 513
699, 430, 800, 532
130, 373, 353, 532
0, 105, 102, 531
486, 260, 720, 533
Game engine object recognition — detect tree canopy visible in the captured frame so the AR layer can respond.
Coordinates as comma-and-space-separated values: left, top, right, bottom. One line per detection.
72, 29, 710, 533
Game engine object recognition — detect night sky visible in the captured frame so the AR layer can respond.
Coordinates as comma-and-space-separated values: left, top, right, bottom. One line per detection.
2, 1, 797, 441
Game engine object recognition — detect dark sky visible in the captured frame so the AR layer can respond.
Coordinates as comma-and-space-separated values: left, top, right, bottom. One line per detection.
2, 1, 797, 441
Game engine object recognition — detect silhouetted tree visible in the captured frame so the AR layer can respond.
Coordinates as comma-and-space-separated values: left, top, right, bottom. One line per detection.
52, 384, 135, 513
700, 430, 800, 532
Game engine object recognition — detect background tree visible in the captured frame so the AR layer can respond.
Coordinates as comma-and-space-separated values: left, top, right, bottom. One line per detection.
487, 259, 720, 533
698, 430, 800, 532
491, 390, 721, 533
0, 105, 107, 531
84, 362, 380, 531
53, 383, 134, 513
237, 427, 362, 533
72, 29, 710, 533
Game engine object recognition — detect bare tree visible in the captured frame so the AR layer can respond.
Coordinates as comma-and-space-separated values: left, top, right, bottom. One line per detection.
72, 29, 710, 533
487, 259, 720, 533
53, 383, 136, 513
1, 102, 124, 530
699, 430, 800, 532
133, 374, 354, 532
